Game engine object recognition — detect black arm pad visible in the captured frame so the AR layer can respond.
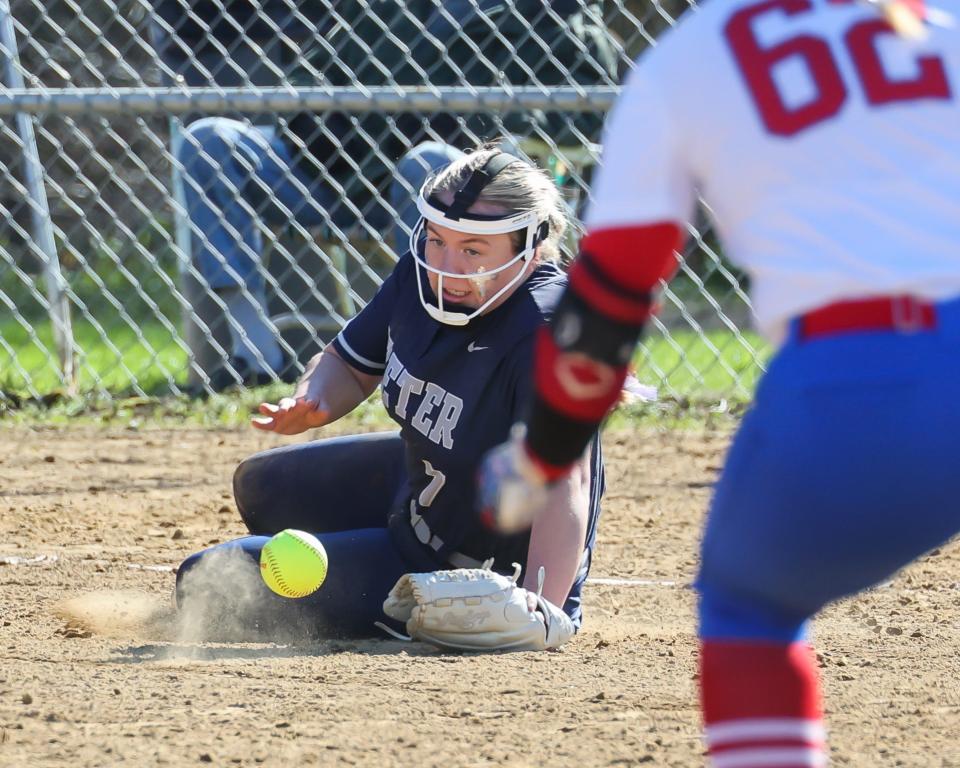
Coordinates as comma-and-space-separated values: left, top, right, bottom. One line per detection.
525, 396, 603, 472
551, 288, 647, 366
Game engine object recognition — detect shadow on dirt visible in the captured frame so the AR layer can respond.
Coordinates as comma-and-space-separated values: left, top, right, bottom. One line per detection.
109, 636, 444, 663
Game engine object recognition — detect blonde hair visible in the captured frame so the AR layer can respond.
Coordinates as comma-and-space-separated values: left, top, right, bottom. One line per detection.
421, 146, 573, 263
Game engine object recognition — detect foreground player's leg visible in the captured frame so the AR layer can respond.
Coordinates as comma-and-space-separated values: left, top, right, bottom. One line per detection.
696, 325, 960, 767
701, 642, 824, 766
698, 586, 825, 767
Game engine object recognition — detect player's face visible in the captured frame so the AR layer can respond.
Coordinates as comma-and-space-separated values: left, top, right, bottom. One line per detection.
423, 210, 536, 314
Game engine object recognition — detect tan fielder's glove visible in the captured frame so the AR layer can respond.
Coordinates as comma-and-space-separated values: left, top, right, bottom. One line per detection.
382, 564, 575, 652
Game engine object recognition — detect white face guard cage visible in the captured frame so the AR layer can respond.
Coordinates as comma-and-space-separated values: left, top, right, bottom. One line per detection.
408, 153, 550, 326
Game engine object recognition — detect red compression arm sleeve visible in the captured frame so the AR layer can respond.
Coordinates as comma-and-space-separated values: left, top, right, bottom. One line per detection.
571, 224, 683, 302
525, 223, 683, 479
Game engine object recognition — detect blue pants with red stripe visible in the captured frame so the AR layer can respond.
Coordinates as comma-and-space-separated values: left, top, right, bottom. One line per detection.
697, 298, 960, 643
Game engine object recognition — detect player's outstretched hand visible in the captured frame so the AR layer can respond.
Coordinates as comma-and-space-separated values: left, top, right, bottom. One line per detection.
477, 428, 552, 534
251, 397, 330, 435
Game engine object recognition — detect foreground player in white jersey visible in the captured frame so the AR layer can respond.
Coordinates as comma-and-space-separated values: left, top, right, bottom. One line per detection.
480, 0, 960, 764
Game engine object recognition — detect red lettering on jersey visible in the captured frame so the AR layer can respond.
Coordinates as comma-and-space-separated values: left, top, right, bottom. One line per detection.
846, 19, 951, 105
726, 0, 847, 137
726, 0, 953, 137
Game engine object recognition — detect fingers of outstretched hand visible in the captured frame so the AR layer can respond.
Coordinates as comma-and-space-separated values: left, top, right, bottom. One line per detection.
251, 401, 279, 430
251, 398, 328, 433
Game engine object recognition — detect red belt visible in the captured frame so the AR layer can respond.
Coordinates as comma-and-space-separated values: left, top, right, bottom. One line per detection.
799, 295, 937, 340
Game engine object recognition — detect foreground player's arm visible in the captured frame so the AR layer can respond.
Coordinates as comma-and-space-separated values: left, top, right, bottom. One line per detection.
521, 450, 591, 606
480, 57, 695, 528
477, 226, 683, 532
525, 223, 682, 475
252, 346, 381, 434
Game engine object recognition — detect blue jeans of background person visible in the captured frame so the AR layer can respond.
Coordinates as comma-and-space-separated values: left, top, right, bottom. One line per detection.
697, 297, 960, 644
177, 121, 463, 291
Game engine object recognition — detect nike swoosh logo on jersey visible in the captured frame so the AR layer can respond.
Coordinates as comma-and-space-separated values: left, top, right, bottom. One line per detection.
467, 342, 489, 352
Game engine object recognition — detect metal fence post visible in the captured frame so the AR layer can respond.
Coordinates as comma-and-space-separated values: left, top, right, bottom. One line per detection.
0, 0, 75, 390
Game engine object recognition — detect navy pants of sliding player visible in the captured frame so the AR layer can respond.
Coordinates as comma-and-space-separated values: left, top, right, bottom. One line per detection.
695, 296, 960, 766
176, 432, 413, 639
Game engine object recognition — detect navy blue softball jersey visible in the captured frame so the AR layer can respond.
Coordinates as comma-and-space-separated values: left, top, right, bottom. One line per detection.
332, 253, 604, 575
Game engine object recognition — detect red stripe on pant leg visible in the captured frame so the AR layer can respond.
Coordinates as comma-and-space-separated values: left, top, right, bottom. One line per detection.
710, 737, 824, 754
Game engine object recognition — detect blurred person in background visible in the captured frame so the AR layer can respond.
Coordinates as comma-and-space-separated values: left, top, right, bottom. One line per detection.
169, 0, 618, 391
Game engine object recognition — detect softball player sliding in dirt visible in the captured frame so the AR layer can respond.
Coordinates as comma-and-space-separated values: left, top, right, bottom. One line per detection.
177, 148, 604, 650
480, 0, 959, 763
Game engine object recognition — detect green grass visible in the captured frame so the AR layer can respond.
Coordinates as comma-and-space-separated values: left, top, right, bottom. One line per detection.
0, 314, 190, 396
0, 379, 746, 433
1, 314, 770, 401
0, 315, 767, 432
637, 327, 770, 400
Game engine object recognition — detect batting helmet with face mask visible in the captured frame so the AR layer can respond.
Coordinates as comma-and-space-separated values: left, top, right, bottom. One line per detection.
408, 152, 550, 327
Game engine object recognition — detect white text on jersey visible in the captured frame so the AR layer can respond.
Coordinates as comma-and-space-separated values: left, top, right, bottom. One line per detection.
382, 351, 463, 449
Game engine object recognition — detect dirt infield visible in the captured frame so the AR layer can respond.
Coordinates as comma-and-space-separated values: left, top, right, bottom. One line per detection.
1, 424, 959, 767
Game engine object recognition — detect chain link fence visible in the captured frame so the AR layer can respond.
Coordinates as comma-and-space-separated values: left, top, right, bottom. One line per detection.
0, 0, 768, 403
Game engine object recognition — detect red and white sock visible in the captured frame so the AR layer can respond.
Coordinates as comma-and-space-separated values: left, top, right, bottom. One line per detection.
700, 641, 826, 767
